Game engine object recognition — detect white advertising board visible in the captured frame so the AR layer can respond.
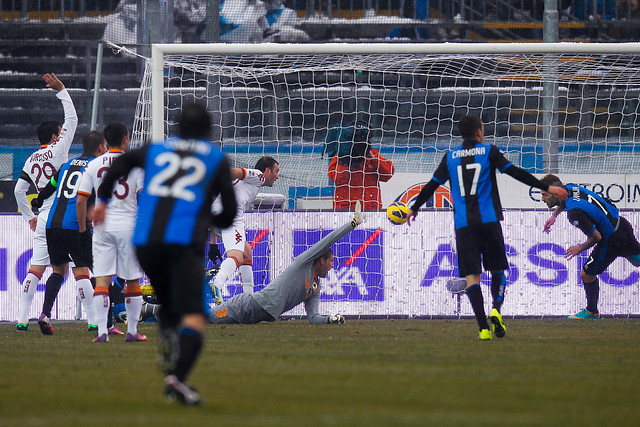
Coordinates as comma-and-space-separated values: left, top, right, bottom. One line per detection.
2, 211, 639, 321
380, 173, 640, 209
0, 216, 80, 322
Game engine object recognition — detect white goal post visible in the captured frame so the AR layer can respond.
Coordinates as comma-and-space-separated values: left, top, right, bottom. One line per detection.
133, 42, 640, 318
150, 41, 640, 141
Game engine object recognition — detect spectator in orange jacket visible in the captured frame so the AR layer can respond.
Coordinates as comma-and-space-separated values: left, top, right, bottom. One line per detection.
326, 122, 395, 210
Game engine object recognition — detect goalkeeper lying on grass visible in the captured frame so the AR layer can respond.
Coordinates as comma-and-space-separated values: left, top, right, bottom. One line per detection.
210, 202, 364, 325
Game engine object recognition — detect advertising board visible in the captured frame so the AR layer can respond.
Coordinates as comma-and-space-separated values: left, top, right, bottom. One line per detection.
2, 211, 638, 321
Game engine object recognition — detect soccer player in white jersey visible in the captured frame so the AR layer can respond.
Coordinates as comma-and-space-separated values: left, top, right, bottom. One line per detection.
210, 156, 279, 302
77, 123, 146, 343
14, 73, 79, 332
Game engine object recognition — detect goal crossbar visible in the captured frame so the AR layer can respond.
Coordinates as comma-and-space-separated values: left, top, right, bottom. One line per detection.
150, 42, 640, 142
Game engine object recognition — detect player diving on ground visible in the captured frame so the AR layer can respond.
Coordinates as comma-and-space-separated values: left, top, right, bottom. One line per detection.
210, 202, 365, 325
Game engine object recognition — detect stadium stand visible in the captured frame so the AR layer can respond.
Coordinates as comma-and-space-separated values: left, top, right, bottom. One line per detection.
0, 15, 140, 160
0, 0, 638, 150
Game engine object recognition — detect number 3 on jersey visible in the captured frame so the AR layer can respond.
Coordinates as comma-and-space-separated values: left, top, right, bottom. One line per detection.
457, 163, 481, 197
98, 166, 129, 200
147, 152, 206, 202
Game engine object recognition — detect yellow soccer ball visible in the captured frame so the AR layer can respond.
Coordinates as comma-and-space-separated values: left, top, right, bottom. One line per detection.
387, 202, 410, 224
141, 284, 156, 298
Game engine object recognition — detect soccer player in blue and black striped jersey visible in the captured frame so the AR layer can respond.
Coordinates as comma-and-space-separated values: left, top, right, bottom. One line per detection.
95, 103, 237, 405
30, 131, 108, 335
540, 174, 640, 319
407, 115, 567, 340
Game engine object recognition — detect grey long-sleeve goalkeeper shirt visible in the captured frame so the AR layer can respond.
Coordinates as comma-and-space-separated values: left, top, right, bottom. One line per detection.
251, 221, 355, 324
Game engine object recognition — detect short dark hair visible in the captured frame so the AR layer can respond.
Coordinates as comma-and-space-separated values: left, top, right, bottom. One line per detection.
178, 102, 211, 139
37, 120, 61, 145
313, 248, 333, 265
540, 174, 563, 187
458, 115, 483, 139
254, 156, 278, 172
103, 122, 129, 148
82, 131, 105, 156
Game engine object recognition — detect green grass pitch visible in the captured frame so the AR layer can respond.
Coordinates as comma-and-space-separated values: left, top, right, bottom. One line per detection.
1, 318, 639, 426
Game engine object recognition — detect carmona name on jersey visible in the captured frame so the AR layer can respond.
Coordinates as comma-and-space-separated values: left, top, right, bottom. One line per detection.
451, 146, 486, 159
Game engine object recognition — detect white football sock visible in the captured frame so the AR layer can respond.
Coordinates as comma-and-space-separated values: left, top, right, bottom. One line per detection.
18, 272, 40, 324
125, 295, 143, 335
93, 294, 110, 336
76, 278, 96, 326
239, 264, 254, 293
212, 257, 237, 291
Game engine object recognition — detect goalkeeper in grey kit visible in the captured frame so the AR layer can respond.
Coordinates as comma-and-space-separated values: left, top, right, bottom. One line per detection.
210, 202, 364, 325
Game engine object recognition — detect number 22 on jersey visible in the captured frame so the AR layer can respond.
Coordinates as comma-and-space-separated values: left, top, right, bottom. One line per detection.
147, 152, 206, 202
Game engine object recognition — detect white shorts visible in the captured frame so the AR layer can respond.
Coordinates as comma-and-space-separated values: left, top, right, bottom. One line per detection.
92, 228, 143, 280
215, 219, 246, 254
31, 211, 50, 266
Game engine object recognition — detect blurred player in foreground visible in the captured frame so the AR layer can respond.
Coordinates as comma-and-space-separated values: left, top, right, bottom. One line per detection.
540, 174, 640, 319
15, 73, 78, 331
209, 156, 280, 302
210, 202, 363, 325
406, 115, 567, 340
96, 103, 237, 405
77, 123, 146, 343
30, 131, 107, 335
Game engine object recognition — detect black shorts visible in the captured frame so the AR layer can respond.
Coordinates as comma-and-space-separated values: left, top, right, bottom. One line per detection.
455, 222, 509, 277
584, 216, 640, 276
135, 244, 206, 320
46, 228, 93, 268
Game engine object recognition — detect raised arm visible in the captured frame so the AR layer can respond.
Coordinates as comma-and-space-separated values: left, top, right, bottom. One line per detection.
45, 73, 78, 155
297, 203, 363, 265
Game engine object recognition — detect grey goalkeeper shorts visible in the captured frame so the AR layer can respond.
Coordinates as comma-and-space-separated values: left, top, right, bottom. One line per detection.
209, 292, 275, 324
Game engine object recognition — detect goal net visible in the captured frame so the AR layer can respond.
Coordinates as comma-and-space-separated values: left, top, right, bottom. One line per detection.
132, 43, 640, 317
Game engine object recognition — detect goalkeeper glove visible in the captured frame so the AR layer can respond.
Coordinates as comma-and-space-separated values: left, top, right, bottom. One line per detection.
208, 242, 223, 263
328, 314, 345, 324
351, 200, 364, 227
31, 196, 43, 210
